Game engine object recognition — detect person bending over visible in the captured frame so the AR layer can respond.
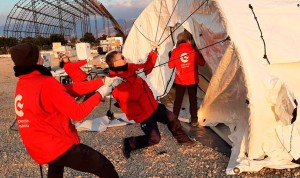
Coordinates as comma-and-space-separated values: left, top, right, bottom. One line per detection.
11, 43, 122, 178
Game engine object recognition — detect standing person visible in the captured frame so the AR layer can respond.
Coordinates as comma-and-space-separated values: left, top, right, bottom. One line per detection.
168, 31, 205, 127
11, 43, 122, 178
59, 53, 88, 83
105, 50, 196, 159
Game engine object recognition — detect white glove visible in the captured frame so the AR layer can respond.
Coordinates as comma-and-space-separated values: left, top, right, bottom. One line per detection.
96, 85, 112, 98
136, 68, 146, 80
111, 77, 124, 88
103, 76, 123, 87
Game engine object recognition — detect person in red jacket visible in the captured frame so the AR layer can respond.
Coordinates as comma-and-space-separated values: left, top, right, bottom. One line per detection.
59, 53, 88, 83
105, 50, 196, 159
10, 43, 122, 178
168, 31, 205, 127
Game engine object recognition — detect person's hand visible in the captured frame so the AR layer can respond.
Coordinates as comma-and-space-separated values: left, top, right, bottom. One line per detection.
150, 41, 159, 51
168, 50, 172, 58
96, 84, 112, 98
136, 68, 146, 80
103, 76, 123, 87
111, 77, 124, 88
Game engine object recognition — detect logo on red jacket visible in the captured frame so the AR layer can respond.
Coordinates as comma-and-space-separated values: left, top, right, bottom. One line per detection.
15, 94, 24, 117
180, 53, 189, 63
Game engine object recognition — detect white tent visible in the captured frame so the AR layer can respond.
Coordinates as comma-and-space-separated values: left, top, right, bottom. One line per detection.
122, 0, 300, 175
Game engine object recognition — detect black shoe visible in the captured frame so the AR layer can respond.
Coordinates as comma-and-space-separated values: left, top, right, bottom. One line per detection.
122, 138, 131, 159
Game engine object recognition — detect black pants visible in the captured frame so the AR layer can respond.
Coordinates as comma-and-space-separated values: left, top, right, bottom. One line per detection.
173, 84, 198, 123
127, 104, 191, 150
48, 144, 119, 178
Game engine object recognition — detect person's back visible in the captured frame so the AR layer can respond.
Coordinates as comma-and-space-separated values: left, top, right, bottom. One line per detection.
168, 31, 205, 126
16, 71, 80, 164
11, 43, 120, 178
169, 42, 205, 85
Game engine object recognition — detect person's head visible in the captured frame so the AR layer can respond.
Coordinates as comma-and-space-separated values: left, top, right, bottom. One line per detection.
176, 31, 192, 46
10, 43, 43, 67
105, 51, 127, 68
59, 53, 70, 68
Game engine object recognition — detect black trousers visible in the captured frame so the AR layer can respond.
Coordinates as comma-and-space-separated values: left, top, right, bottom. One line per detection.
48, 144, 119, 178
127, 104, 191, 150
173, 84, 198, 123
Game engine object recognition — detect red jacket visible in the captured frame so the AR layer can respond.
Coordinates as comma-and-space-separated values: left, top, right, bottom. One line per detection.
168, 43, 205, 85
14, 71, 103, 164
110, 51, 158, 123
64, 60, 87, 82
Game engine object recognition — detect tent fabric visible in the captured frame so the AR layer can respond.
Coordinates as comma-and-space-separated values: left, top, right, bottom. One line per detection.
123, 0, 300, 175
75, 113, 135, 132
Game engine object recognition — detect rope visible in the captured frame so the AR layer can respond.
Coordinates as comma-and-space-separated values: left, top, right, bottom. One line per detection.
156, 27, 176, 100
158, 0, 209, 46
133, 23, 155, 43
154, 0, 163, 42
124, 36, 230, 81
157, 0, 180, 43
9, 118, 18, 131
154, 0, 166, 94
249, 4, 270, 64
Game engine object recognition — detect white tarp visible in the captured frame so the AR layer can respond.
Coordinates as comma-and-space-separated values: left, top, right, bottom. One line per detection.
76, 113, 135, 132
123, 0, 300, 175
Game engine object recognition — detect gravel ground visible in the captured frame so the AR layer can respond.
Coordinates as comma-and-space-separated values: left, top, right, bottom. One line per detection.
1, 55, 300, 177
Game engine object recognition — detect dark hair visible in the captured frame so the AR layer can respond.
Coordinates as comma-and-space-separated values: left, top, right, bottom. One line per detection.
105, 51, 119, 68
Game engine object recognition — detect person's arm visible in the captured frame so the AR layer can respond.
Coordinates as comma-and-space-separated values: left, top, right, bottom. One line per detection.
41, 78, 102, 121
64, 78, 103, 97
143, 51, 157, 75
72, 59, 88, 68
195, 51, 205, 66
131, 51, 158, 75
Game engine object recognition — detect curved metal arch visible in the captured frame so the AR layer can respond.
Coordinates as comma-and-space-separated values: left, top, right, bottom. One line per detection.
4, 0, 124, 39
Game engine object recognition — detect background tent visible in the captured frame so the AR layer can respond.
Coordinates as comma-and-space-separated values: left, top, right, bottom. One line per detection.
122, 0, 300, 175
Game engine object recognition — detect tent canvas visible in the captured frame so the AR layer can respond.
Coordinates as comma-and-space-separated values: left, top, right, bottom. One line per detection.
122, 0, 300, 175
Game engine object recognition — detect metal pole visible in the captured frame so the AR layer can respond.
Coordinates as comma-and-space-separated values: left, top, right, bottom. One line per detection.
94, 15, 98, 38
31, 0, 40, 36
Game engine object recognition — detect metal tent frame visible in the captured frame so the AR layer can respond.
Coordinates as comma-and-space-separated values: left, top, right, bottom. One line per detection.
3, 0, 124, 39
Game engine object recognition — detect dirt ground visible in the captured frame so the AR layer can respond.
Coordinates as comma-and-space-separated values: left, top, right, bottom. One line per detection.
1, 55, 300, 177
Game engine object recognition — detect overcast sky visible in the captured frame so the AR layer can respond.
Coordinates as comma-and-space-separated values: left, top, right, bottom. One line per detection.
0, 0, 151, 26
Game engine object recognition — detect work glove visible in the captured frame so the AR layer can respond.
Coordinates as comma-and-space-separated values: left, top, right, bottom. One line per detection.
96, 84, 112, 98
136, 68, 146, 80
103, 76, 124, 88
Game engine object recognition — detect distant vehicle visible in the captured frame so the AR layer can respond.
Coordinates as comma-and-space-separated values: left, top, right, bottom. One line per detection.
99, 37, 123, 54
97, 45, 109, 55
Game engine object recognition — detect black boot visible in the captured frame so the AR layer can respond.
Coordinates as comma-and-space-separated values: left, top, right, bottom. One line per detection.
122, 138, 131, 159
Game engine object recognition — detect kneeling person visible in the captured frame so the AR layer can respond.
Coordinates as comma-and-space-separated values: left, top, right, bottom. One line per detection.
105, 50, 196, 159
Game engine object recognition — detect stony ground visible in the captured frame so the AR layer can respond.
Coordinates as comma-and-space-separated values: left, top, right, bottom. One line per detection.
1, 55, 300, 177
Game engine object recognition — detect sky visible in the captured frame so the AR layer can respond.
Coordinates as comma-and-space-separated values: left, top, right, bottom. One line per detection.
0, 0, 151, 35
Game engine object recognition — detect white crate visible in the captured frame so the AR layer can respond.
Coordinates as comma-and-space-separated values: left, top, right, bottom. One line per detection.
76, 43, 92, 61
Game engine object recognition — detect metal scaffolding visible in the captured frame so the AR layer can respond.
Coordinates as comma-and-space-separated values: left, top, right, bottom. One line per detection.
3, 0, 124, 39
